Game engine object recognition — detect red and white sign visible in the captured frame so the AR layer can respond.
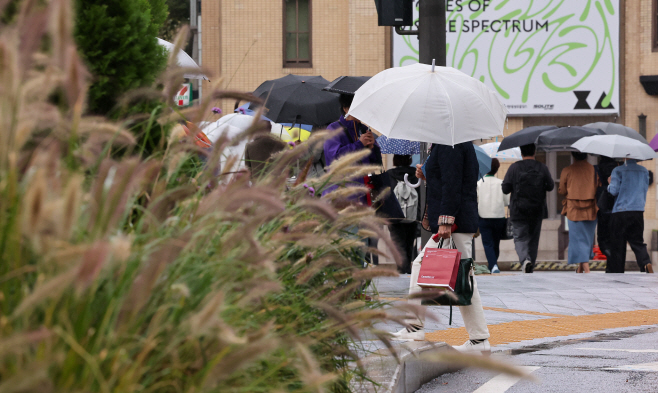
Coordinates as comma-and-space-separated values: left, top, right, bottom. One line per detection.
175, 83, 193, 107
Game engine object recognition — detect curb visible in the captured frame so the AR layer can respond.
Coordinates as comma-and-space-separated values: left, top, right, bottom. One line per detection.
354, 341, 461, 393
474, 260, 642, 272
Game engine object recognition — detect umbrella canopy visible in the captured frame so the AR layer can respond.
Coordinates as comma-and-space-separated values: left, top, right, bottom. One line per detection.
252, 74, 341, 127
651, 134, 658, 152
572, 135, 657, 161
479, 142, 522, 161
235, 103, 314, 131
157, 38, 208, 80
585, 122, 649, 144
497, 125, 556, 152
535, 126, 605, 151
323, 76, 371, 95
377, 135, 420, 155
271, 124, 311, 144
473, 144, 493, 179
348, 63, 508, 146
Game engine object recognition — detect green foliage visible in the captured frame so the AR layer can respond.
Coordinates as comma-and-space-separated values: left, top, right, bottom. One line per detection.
74, 0, 169, 115
160, 0, 191, 41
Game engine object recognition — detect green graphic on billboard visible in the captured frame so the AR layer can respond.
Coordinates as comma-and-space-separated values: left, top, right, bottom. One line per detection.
393, 0, 619, 115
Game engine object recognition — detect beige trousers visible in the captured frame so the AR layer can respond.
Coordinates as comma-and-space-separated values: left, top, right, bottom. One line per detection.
409, 233, 490, 340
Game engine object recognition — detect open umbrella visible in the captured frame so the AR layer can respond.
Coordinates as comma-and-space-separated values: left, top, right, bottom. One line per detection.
535, 126, 605, 151
252, 75, 341, 127
585, 122, 649, 144
157, 38, 208, 80
497, 125, 556, 152
479, 142, 522, 161
348, 62, 508, 146
235, 103, 313, 131
651, 134, 658, 152
474, 144, 493, 179
323, 76, 371, 95
572, 135, 657, 161
377, 135, 420, 155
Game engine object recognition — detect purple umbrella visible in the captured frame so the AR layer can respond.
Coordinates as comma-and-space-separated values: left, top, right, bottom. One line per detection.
651, 134, 658, 152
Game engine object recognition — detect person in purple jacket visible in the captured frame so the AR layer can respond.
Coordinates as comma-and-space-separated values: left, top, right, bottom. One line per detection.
322, 94, 382, 205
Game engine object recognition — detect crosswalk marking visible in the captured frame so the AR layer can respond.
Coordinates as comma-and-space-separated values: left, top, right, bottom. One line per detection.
576, 347, 658, 353
472, 366, 540, 393
604, 362, 658, 372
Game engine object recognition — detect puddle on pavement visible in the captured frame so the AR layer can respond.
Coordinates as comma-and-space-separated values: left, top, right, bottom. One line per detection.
504, 326, 658, 356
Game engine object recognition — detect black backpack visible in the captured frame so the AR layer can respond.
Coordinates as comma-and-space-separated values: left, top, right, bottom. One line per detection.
514, 165, 546, 216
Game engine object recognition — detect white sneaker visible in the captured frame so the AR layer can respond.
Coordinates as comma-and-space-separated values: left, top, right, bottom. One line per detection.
521, 259, 533, 273
491, 264, 500, 274
452, 339, 491, 354
390, 324, 425, 341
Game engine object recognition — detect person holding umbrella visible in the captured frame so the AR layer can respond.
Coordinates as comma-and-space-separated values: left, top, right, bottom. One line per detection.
322, 93, 382, 204
608, 160, 653, 273
558, 152, 599, 273
571, 135, 656, 273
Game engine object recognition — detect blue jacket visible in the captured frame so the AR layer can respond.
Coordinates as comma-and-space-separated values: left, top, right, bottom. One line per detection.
425, 143, 479, 234
322, 116, 382, 203
608, 160, 649, 213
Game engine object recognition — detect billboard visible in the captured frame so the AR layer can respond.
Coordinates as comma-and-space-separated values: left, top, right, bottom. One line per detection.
393, 0, 620, 116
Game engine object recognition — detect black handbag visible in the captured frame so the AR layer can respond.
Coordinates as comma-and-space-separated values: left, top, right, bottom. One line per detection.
421, 238, 474, 325
597, 189, 616, 212
368, 171, 405, 219
501, 216, 514, 240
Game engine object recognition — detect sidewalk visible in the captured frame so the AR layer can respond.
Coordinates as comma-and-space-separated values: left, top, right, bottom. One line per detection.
371, 272, 658, 350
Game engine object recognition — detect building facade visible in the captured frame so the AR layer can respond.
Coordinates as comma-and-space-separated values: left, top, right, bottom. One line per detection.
199, 0, 658, 262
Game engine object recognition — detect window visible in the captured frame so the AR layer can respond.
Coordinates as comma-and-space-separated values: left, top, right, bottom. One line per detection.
654, 0, 658, 51
284, 0, 311, 67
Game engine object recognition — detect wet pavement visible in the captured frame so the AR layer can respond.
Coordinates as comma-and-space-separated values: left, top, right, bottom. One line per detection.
417, 327, 658, 393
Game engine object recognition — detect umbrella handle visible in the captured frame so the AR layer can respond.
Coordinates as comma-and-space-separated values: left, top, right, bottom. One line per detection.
404, 173, 421, 189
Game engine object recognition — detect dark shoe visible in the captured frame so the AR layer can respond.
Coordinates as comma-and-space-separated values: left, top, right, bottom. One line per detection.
646, 264, 654, 274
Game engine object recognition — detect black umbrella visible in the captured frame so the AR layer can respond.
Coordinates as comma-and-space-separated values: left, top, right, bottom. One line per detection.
498, 125, 556, 151
535, 126, 605, 151
252, 74, 341, 127
323, 76, 371, 95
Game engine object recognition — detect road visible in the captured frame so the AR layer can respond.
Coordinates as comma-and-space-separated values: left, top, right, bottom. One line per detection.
417, 326, 658, 393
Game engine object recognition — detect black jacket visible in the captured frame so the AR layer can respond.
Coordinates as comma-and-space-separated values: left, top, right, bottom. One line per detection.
425, 143, 479, 234
501, 159, 554, 220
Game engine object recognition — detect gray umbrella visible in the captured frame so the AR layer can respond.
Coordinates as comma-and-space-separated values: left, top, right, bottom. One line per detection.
535, 126, 605, 151
497, 125, 556, 151
584, 122, 649, 145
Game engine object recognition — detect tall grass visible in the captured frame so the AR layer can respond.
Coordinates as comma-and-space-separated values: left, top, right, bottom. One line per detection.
0, 1, 408, 392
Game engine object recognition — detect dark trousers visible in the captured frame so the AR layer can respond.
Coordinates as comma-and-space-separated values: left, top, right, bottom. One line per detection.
511, 218, 543, 271
608, 211, 651, 273
597, 211, 613, 260
389, 222, 418, 274
479, 217, 507, 270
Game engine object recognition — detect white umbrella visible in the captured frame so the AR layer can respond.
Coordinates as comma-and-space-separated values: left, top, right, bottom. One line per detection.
479, 142, 522, 161
157, 38, 208, 80
571, 135, 657, 161
348, 62, 508, 146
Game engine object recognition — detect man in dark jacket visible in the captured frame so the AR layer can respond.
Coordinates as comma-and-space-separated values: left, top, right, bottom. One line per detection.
595, 156, 619, 264
502, 144, 554, 273
392, 142, 491, 355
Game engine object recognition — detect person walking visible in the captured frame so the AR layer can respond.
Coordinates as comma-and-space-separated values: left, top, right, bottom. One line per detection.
477, 158, 509, 274
607, 159, 654, 273
392, 143, 491, 354
387, 154, 419, 274
558, 152, 599, 273
595, 156, 619, 263
502, 144, 554, 273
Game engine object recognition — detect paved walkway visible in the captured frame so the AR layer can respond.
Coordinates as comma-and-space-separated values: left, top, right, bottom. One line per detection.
371, 272, 658, 350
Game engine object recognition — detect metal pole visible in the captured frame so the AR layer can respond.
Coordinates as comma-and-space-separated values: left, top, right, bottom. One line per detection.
418, 0, 445, 247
